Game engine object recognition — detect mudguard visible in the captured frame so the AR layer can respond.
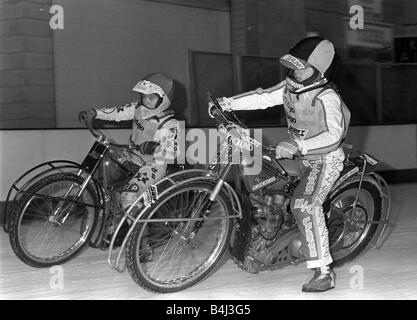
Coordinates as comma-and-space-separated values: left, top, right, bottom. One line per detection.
228, 165, 252, 264
367, 172, 391, 249
228, 193, 252, 264
326, 169, 391, 250
3, 160, 105, 235
3, 160, 81, 233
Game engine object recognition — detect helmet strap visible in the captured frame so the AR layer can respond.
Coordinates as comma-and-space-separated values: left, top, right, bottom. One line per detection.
288, 78, 328, 94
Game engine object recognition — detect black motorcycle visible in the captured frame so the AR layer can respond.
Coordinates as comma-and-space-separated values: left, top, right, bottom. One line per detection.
3, 120, 183, 267
4, 94, 391, 294
119, 93, 391, 293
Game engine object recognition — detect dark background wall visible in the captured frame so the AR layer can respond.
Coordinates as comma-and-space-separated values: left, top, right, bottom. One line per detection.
1, 0, 417, 201
2, 0, 417, 128
0, 0, 56, 128
0, 0, 231, 128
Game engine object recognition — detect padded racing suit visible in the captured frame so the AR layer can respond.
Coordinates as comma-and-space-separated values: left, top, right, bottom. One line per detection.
95, 102, 180, 209
224, 81, 351, 269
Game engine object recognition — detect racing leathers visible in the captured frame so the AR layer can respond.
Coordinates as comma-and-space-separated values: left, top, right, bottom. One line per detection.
94, 101, 180, 209
222, 81, 350, 269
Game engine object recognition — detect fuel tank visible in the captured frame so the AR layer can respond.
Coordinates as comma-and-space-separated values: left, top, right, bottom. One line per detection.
241, 157, 301, 192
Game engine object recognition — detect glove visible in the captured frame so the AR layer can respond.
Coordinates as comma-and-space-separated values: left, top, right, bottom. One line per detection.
137, 141, 161, 155
275, 140, 299, 159
78, 109, 96, 122
208, 97, 232, 118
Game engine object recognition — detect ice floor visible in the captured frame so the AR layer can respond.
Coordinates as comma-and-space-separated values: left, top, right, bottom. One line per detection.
1, 183, 416, 300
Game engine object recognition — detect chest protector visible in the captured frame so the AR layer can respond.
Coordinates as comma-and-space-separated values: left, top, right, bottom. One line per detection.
130, 108, 175, 164
283, 85, 350, 155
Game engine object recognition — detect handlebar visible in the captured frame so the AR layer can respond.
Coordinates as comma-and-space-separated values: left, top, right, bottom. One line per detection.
207, 92, 294, 160
82, 118, 138, 151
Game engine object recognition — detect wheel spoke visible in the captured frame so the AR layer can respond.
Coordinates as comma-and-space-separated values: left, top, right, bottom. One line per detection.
13, 174, 97, 265
328, 183, 377, 261
130, 183, 231, 292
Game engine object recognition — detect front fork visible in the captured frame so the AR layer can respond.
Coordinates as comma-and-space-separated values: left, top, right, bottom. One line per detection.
51, 140, 109, 224
187, 163, 233, 239
49, 168, 95, 225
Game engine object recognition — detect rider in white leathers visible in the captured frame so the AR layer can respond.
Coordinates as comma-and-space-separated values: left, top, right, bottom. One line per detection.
216, 37, 351, 292
80, 73, 180, 210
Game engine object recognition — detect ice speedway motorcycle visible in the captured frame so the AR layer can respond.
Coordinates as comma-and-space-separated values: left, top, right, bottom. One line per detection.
4, 93, 391, 293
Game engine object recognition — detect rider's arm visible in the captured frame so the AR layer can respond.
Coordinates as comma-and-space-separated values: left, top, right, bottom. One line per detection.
225, 81, 286, 111
94, 101, 137, 122
153, 118, 181, 165
295, 90, 345, 155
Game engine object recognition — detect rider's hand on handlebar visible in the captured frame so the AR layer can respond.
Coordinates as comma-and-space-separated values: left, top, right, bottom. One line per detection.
275, 140, 300, 159
78, 109, 97, 122
208, 97, 232, 118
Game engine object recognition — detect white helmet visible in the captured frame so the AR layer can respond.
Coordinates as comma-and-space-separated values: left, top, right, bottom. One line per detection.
132, 73, 174, 119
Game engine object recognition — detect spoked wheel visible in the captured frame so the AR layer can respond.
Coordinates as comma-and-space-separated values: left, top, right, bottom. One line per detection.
327, 178, 382, 266
126, 181, 233, 293
9, 173, 99, 267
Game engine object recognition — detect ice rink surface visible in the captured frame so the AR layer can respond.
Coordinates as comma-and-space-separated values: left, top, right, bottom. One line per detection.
1, 183, 416, 300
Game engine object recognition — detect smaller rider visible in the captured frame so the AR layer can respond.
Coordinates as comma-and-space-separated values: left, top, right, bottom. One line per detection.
213, 37, 351, 292
79, 73, 180, 212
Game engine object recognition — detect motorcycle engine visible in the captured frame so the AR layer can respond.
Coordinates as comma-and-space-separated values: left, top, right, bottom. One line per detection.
250, 192, 289, 241
234, 189, 302, 274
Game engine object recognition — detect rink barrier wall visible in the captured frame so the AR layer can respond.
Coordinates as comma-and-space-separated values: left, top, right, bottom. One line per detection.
1, 124, 416, 224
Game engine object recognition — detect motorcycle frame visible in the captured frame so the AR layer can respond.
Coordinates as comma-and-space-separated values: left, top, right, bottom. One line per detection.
75, 136, 140, 247
106, 126, 392, 272
107, 167, 243, 272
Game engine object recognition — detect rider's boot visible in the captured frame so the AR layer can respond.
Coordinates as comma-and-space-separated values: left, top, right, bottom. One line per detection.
301, 266, 335, 292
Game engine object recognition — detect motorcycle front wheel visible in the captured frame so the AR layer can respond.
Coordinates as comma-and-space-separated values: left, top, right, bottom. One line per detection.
9, 173, 99, 267
126, 181, 233, 293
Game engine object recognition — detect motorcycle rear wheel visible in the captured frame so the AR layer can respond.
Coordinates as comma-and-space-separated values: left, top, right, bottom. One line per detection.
126, 181, 233, 293
327, 177, 383, 266
9, 173, 99, 267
